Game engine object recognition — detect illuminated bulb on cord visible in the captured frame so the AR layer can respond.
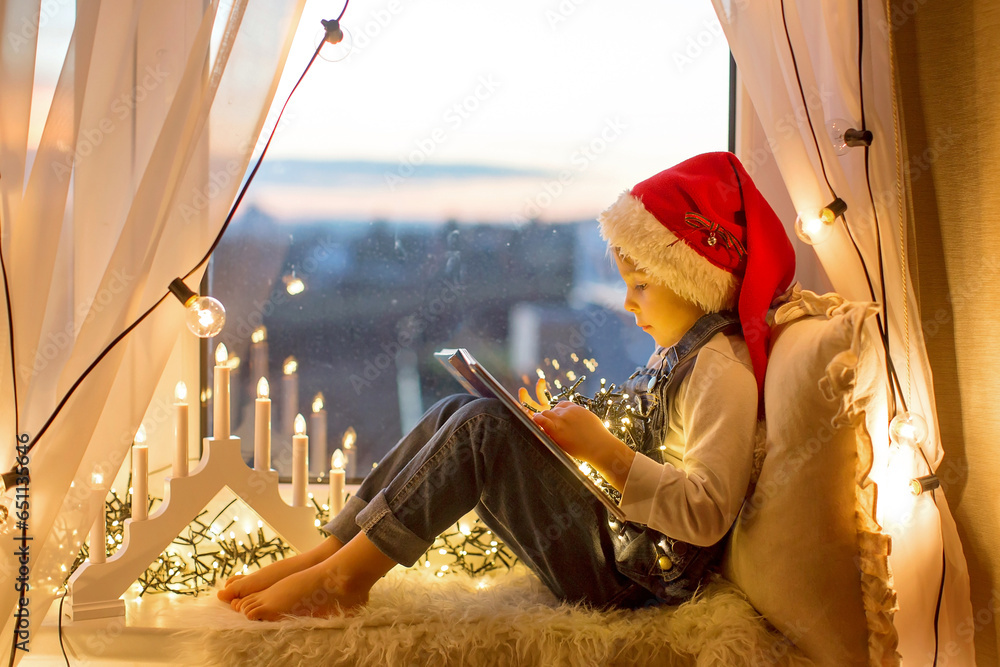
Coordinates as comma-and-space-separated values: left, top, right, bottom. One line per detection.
889, 412, 929, 449
168, 278, 225, 337
794, 198, 848, 245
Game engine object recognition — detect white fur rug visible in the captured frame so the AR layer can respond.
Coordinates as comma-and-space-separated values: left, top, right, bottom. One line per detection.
179, 568, 812, 667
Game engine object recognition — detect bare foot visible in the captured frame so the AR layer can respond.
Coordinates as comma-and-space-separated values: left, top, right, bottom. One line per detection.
218, 535, 343, 604
238, 531, 397, 621
238, 561, 369, 621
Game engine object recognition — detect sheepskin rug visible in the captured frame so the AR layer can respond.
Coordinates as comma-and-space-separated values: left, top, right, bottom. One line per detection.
181, 567, 812, 667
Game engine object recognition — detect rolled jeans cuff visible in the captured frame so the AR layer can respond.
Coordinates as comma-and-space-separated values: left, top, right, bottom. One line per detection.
321, 494, 369, 544
356, 490, 432, 567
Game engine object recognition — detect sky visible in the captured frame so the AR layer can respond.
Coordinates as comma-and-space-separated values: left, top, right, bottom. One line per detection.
28, 0, 732, 223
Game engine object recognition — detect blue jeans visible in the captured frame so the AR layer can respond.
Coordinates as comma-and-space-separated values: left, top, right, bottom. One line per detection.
323, 394, 659, 609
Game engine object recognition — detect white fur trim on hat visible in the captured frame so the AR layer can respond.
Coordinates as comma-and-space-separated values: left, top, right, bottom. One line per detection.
598, 191, 738, 312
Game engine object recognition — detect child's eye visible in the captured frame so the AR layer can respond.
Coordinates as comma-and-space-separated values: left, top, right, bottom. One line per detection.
634, 283, 647, 292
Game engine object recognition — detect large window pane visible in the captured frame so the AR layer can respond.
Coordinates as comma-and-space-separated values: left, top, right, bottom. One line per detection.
210, 1, 732, 481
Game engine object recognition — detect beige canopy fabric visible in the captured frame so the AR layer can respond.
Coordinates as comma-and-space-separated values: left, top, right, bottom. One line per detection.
712, 0, 976, 663
0, 1, 307, 661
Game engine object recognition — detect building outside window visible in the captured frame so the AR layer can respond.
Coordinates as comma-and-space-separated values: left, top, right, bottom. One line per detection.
210, 0, 733, 481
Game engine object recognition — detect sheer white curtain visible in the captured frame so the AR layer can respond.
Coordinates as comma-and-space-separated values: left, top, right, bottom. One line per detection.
713, 0, 974, 664
0, 0, 307, 660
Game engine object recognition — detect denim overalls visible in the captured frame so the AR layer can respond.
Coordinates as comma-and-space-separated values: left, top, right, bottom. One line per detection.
610, 311, 741, 604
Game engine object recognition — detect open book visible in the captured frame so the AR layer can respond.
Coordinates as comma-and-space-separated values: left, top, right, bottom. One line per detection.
435, 348, 628, 522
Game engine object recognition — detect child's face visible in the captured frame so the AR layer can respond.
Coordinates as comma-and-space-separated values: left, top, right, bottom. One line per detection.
614, 253, 706, 348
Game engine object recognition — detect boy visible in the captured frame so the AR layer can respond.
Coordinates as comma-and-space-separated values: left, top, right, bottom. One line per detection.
218, 152, 795, 620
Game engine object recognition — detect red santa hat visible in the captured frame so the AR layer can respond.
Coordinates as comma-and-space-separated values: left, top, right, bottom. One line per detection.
598, 151, 796, 404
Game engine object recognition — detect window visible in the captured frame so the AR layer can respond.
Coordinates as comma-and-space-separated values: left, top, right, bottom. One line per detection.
210, 1, 732, 481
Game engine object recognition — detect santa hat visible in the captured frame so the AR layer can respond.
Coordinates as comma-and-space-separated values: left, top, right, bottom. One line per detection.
598, 151, 796, 405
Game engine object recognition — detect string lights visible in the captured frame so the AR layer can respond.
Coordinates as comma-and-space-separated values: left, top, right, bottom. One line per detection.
794, 197, 848, 245
167, 278, 226, 338
828, 118, 874, 155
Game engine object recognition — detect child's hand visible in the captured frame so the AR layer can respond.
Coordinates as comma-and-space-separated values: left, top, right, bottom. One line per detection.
531, 401, 613, 462
518, 378, 551, 413
533, 400, 637, 491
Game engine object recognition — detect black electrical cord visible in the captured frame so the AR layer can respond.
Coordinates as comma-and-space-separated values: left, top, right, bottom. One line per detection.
19, 11, 341, 460
854, 0, 909, 416
57, 590, 70, 667
5, 5, 350, 664
778, 0, 904, 416
856, 0, 941, 662
0, 224, 17, 442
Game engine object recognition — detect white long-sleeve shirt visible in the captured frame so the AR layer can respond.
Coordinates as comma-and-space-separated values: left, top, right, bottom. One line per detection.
618, 331, 758, 547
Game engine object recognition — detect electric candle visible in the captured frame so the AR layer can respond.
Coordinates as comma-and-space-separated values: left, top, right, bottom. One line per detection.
90, 472, 106, 564
282, 356, 299, 434
292, 414, 308, 507
173, 381, 188, 477
132, 425, 148, 521
254, 377, 272, 471
341, 427, 357, 480
214, 344, 231, 440
329, 448, 346, 516
250, 326, 268, 392
309, 393, 328, 476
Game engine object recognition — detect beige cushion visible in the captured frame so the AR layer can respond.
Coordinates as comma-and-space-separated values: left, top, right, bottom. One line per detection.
722, 288, 899, 667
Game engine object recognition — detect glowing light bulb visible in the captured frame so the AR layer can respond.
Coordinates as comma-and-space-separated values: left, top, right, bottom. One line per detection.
283, 357, 298, 375
889, 412, 929, 449
172, 277, 226, 337
187, 296, 226, 337
92, 472, 104, 485
331, 448, 345, 470
175, 381, 187, 403
312, 393, 325, 413
251, 326, 267, 344
215, 343, 228, 366
257, 377, 269, 399
294, 413, 307, 436
135, 424, 147, 445
794, 211, 834, 245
